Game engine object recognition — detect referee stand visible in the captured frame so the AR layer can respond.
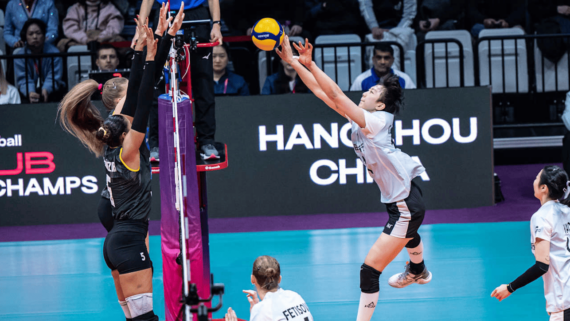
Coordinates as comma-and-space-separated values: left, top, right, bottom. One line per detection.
156, 19, 229, 321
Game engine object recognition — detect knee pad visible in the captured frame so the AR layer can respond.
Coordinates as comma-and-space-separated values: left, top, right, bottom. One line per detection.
405, 233, 421, 249
360, 263, 381, 293
126, 293, 153, 318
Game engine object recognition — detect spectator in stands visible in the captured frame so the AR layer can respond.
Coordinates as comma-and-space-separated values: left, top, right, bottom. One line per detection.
359, 0, 416, 71
262, 44, 309, 95
213, 43, 249, 96
415, 0, 466, 42
529, 0, 570, 63
58, 0, 124, 52
468, 0, 526, 38
351, 43, 415, 91
4, 0, 59, 49
359, 0, 416, 38
227, 0, 308, 38
304, 0, 367, 37
15, 19, 64, 103
0, 63, 21, 105
95, 44, 120, 71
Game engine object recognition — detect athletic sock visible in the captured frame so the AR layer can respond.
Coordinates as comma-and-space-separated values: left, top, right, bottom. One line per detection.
406, 240, 424, 264
409, 260, 426, 275
119, 300, 132, 320
356, 291, 379, 321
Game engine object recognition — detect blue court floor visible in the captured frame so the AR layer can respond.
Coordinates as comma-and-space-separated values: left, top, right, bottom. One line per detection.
0, 222, 549, 321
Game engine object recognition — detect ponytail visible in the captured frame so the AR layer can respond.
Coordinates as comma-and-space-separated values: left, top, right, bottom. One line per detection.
58, 80, 106, 157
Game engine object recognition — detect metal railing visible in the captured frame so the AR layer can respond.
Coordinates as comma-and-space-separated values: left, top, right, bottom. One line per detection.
476, 33, 570, 94
416, 38, 465, 88
0, 51, 94, 99
262, 41, 405, 90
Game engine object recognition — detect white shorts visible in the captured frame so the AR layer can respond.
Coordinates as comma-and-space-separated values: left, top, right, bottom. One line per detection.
549, 309, 570, 321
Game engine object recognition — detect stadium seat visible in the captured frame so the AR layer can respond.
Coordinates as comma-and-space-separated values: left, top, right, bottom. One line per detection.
364, 33, 417, 85
478, 28, 528, 93
424, 30, 475, 88
314, 34, 362, 91
66, 45, 92, 91
257, 37, 304, 92
535, 40, 570, 93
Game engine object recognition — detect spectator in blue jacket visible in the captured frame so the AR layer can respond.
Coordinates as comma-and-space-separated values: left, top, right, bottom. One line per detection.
14, 19, 64, 103
4, 0, 59, 49
350, 43, 415, 91
262, 44, 309, 95
213, 43, 249, 96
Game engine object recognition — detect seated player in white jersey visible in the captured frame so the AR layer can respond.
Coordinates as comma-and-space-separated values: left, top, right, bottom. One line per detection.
275, 36, 431, 321
492, 165, 570, 321
223, 255, 314, 321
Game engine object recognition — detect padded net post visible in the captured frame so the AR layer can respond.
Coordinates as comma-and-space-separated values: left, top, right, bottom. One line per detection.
158, 94, 212, 321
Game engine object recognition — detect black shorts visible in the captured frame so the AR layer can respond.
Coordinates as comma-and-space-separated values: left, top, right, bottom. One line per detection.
383, 181, 426, 238
103, 220, 152, 274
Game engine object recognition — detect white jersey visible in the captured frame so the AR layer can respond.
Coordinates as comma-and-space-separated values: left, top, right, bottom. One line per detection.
530, 200, 570, 313
350, 110, 425, 203
250, 288, 314, 321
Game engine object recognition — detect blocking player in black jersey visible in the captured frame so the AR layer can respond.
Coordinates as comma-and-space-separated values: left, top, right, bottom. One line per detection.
58, 23, 160, 321
97, 2, 183, 234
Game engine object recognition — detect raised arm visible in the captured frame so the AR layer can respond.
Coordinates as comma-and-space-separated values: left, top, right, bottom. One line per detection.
275, 37, 338, 114
121, 26, 158, 170
297, 40, 366, 127
116, 18, 149, 121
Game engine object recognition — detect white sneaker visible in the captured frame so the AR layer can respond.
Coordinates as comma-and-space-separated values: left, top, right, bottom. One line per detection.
388, 262, 432, 288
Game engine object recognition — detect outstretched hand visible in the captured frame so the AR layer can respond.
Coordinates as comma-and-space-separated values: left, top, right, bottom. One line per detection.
145, 27, 159, 60
168, 2, 185, 36
155, 2, 173, 36
243, 290, 259, 311
134, 16, 149, 51
275, 35, 294, 64
293, 38, 313, 67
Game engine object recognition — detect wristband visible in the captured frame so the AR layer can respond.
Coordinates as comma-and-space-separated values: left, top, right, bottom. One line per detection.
213, 21, 221, 25
507, 284, 514, 293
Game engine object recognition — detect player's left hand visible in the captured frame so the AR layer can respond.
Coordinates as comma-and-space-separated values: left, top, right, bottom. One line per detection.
491, 284, 512, 302
168, 2, 185, 36
211, 23, 223, 45
293, 38, 313, 67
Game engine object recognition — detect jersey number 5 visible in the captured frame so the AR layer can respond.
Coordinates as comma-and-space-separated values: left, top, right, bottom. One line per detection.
106, 174, 116, 207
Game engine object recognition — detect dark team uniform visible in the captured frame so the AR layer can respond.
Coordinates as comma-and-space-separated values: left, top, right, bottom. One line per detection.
103, 145, 153, 274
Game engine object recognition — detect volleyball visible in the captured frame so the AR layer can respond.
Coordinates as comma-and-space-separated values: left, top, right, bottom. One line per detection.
251, 18, 284, 51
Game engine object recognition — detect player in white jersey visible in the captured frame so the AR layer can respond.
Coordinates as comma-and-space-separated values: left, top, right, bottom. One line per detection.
223, 256, 314, 321
492, 165, 570, 320
275, 36, 431, 321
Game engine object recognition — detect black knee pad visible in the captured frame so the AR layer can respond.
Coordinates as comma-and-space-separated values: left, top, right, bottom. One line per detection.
405, 233, 421, 249
360, 263, 381, 293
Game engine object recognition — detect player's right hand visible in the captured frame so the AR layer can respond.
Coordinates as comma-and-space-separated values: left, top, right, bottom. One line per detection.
243, 290, 260, 311
168, 2, 185, 37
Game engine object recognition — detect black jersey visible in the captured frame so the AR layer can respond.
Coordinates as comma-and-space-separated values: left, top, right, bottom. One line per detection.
103, 145, 152, 221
